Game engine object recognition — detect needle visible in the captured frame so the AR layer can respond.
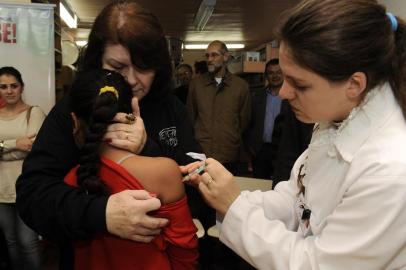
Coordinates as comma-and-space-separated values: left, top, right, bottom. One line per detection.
182, 164, 205, 182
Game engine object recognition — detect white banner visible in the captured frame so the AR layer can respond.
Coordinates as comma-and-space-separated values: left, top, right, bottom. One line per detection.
0, 3, 55, 114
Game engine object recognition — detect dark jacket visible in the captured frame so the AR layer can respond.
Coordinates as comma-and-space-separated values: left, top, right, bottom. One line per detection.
246, 88, 267, 156
272, 103, 314, 188
171, 85, 188, 105
246, 88, 288, 154
245, 90, 288, 177
16, 93, 205, 270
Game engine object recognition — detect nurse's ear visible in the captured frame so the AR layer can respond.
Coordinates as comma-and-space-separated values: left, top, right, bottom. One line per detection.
346, 72, 367, 100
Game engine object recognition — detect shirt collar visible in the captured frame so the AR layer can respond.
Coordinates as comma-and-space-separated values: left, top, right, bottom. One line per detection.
322, 83, 397, 162
265, 86, 281, 96
204, 69, 232, 87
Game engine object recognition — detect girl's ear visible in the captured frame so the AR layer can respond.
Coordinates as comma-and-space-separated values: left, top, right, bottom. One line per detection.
71, 112, 86, 148
71, 112, 81, 135
346, 71, 367, 100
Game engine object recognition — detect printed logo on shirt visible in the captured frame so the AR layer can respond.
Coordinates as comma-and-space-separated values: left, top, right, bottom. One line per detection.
159, 127, 178, 147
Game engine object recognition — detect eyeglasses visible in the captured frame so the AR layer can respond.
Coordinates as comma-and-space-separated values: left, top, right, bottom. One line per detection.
177, 71, 191, 76
266, 70, 283, 76
0, 83, 20, 90
205, 52, 222, 59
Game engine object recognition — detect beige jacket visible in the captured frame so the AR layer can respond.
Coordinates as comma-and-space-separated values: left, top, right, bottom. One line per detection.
0, 106, 45, 203
187, 72, 251, 163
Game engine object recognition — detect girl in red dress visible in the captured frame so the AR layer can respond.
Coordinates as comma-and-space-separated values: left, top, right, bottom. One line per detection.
64, 69, 198, 270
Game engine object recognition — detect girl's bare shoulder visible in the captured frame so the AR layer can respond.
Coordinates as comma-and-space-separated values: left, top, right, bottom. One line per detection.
122, 156, 185, 204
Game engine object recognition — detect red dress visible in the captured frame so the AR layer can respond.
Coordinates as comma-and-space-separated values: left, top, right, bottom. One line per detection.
64, 157, 199, 270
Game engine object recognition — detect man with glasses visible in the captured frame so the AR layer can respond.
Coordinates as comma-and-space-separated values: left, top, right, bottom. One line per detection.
187, 40, 251, 175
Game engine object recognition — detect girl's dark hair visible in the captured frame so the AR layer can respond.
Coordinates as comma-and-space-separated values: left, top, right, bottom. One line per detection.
79, 0, 172, 100
0, 66, 24, 86
69, 69, 133, 195
277, 0, 406, 117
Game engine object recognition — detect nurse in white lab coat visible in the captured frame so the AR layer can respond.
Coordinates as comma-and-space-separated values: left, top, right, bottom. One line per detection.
182, 0, 406, 269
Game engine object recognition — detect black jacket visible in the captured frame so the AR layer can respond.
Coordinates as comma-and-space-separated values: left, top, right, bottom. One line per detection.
272, 103, 313, 188
16, 93, 205, 269
246, 88, 287, 155
246, 88, 268, 156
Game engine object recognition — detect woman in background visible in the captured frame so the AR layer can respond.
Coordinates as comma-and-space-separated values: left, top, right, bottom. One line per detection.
182, 0, 406, 269
0, 66, 45, 270
65, 69, 198, 270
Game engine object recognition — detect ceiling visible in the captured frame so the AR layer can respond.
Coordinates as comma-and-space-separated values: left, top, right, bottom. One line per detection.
63, 0, 300, 50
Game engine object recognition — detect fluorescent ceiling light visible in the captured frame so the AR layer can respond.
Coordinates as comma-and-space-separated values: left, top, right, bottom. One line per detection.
60, 2, 77, 28
75, 40, 87, 47
184, 43, 245, 50
194, 0, 216, 31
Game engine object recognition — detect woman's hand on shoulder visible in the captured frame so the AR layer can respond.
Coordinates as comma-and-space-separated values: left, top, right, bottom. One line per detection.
106, 189, 168, 242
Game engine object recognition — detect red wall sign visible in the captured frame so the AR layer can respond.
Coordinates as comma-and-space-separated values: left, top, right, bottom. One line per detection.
0, 22, 17, 43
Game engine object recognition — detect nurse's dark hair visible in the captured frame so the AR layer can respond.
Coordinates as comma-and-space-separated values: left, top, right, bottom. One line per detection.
69, 69, 132, 195
78, 0, 172, 100
276, 0, 406, 117
0, 66, 24, 86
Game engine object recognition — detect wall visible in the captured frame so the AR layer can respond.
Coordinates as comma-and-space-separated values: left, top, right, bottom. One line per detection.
0, 0, 30, 3
182, 49, 247, 72
182, 50, 205, 71
378, 0, 406, 19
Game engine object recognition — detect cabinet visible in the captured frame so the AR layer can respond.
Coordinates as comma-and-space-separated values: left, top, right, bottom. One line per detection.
31, 0, 63, 101
229, 61, 265, 74
229, 42, 279, 74
230, 42, 279, 91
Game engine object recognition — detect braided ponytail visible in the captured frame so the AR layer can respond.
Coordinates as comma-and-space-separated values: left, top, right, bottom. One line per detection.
69, 69, 132, 195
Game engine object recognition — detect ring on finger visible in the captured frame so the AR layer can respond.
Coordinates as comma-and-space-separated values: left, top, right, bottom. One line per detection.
125, 113, 136, 123
204, 174, 214, 186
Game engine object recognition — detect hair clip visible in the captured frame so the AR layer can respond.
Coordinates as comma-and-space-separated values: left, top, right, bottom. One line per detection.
99, 86, 119, 98
386, 12, 398, 32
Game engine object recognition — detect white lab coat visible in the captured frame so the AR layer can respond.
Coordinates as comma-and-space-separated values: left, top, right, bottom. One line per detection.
218, 83, 406, 270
